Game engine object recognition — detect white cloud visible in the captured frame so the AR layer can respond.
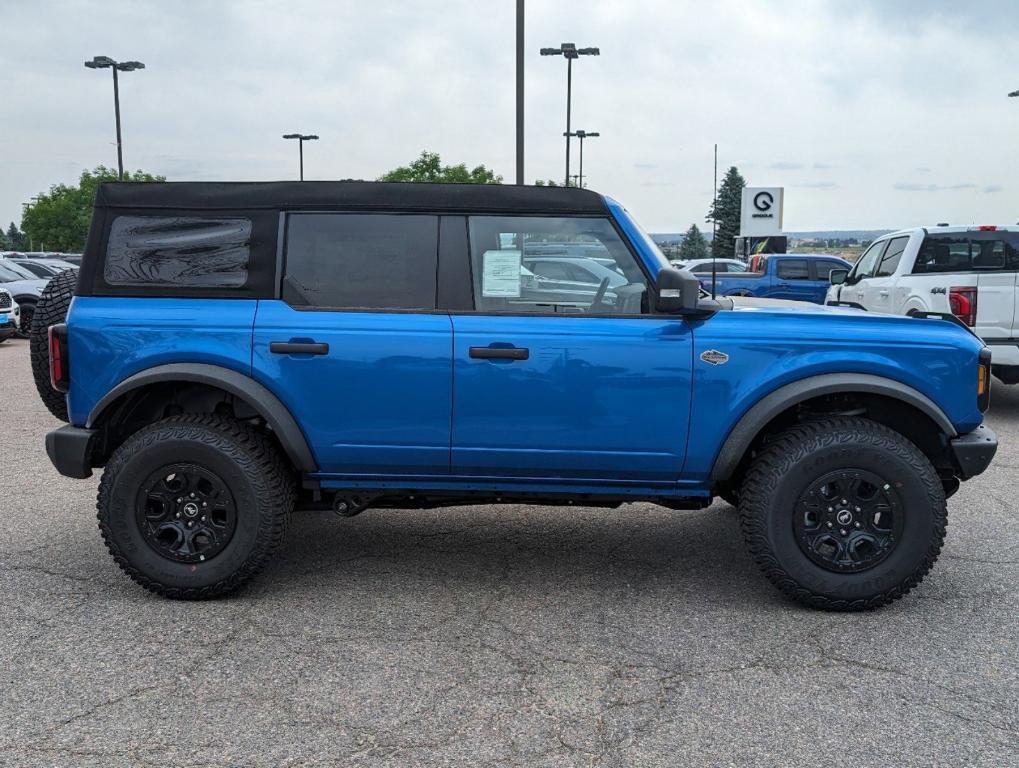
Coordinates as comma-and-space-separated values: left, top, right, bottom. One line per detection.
1, 0, 1018, 232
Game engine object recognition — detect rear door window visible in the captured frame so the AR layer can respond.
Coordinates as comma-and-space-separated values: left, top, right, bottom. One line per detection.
777, 260, 809, 280
283, 214, 438, 309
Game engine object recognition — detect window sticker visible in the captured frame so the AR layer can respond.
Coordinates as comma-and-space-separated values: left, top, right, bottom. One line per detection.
482, 250, 522, 297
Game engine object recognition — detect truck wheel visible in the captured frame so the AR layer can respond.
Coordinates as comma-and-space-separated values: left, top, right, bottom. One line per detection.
29, 269, 78, 422
97, 414, 295, 599
16, 299, 36, 339
739, 416, 946, 611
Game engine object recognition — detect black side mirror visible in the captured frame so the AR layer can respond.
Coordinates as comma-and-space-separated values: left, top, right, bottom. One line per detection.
655, 266, 701, 314
829, 268, 849, 286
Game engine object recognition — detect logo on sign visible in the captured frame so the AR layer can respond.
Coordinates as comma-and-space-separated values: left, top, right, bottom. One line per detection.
752, 191, 775, 219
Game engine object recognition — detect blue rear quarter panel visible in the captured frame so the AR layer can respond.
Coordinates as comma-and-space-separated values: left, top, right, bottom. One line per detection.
67, 297, 257, 427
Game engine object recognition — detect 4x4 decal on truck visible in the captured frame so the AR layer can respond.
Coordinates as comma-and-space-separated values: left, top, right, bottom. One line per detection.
931, 286, 947, 295
700, 349, 729, 366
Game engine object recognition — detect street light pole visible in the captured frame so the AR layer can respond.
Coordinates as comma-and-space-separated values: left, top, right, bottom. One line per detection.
541, 43, 599, 186
516, 0, 524, 185
564, 130, 599, 188
84, 56, 145, 180
282, 134, 319, 181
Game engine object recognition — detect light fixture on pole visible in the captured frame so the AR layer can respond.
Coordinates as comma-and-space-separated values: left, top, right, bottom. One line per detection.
564, 129, 599, 188
84, 56, 145, 180
540, 42, 599, 186
1009, 90, 1019, 97
282, 134, 319, 181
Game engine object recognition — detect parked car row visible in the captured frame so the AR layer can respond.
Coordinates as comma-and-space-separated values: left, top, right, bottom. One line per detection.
0, 254, 77, 337
1, 250, 82, 266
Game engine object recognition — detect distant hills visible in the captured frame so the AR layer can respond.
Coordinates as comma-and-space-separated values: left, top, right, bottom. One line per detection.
651, 230, 894, 243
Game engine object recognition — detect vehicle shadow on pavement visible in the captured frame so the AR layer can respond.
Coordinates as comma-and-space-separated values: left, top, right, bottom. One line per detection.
265, 501, 775, 606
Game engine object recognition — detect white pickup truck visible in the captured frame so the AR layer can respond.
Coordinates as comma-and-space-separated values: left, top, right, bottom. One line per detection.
826, 225, 1019, 383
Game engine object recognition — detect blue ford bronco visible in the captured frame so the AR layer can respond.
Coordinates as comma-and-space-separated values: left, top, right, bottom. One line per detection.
36, 181, 997, 609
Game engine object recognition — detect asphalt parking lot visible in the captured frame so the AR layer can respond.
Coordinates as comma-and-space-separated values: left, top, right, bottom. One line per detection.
1, 337, 1016, 767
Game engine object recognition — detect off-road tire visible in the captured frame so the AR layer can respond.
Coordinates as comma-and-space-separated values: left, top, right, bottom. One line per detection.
29, 269, 77, 421
739, 416, 947, 611
97, 414, 295, 599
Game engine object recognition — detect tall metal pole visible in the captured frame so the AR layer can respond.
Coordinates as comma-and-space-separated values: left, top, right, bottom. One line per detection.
516, 0, 524, 185
578, 134, 584, 189
711, 143, 718, 299
299, 139, 304, 181
112, 66, 124, 180
565, 58, 573, 186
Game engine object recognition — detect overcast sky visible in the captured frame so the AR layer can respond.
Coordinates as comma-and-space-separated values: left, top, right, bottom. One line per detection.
2, 0, 1017, 233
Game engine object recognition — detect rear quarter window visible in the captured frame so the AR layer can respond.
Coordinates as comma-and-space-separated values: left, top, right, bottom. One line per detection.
777, 260, 809, 280
104, 216, 252, 288
90, 211, 279, 298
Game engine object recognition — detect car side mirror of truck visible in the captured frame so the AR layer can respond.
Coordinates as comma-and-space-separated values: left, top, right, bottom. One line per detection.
654, 266, 702, 314
829, 268, 849, 286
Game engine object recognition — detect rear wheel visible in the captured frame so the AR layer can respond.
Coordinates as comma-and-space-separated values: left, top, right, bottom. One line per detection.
739, 416, 947, 611
29, 269, 77, 421
97, 414, 295, 599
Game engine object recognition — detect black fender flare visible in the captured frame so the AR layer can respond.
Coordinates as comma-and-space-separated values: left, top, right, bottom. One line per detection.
710, 373, 957, 483
87, 363, 318, 473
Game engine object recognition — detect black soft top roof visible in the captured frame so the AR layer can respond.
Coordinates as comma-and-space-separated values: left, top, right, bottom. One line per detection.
94, 181, 609, 215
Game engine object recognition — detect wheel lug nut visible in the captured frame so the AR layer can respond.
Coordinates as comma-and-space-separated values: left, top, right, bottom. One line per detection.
841, 499, 847, 505
855, 507, 861, 512
840, 528, 847, 535
175, 512, 181, 518
202, 502, 207, 507
187, 521, 193, 528
827, 522, 834, 528
855, 522, 861, 528
177, 498, 182, 503
190, 493, 196, 498
200, 516, 205, 521
827, 507, 833, 512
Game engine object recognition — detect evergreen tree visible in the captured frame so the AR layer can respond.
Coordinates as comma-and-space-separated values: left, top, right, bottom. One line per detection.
707, 166, 746, 259
678, 223, 708, 261
5, 222, 27, 251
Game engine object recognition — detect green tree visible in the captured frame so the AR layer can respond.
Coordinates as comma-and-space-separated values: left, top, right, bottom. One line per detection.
5, 222, 27, 250
534, 179, 560, 187
21, 166, 164, 252
707, 166, 746, 259
678, 223, 708, 261
379, 151, 502, 184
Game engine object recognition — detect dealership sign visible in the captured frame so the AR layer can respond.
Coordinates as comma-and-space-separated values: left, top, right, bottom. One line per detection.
740, 187, 784, 236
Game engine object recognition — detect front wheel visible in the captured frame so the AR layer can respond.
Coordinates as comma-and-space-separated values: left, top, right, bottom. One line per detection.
97, 414, 295, 599
17, 300, 35, 339
739, 416, 947, 611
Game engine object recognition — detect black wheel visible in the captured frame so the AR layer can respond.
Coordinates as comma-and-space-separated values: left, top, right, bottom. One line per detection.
30, 269, 78, 421
97, 414, 295, 599
739, 416, 947, 611
16, 299, 35, 339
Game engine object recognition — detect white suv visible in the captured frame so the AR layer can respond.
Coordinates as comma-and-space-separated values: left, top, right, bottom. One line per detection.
826, 225, 1019, 383
0, 287, 20, 342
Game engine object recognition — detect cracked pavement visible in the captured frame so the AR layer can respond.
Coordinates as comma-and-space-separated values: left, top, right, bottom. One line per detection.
1, 338, 1016, 767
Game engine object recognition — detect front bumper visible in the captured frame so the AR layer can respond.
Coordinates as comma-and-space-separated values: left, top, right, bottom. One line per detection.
45, 425, 96, 479
950, 424, 997, 480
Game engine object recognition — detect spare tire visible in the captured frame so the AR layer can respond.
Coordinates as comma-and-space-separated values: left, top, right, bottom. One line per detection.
30, 269, 77, 422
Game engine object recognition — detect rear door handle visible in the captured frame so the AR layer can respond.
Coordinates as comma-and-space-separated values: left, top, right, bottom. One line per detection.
879, 290, 890, 297
469, 346, 529, 360
270, 341, 329, 355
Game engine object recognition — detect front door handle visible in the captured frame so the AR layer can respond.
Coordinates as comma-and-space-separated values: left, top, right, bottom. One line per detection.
270, 341, 329, 355
879, 290, 890, 297
469, 346, 529, 360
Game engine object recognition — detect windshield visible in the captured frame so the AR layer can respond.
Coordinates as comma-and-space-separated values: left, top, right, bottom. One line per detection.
0, 262, 34, 282
610, 206, 671, 272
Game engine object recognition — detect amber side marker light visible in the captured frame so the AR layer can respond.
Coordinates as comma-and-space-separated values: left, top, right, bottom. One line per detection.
978, 349, 992, 412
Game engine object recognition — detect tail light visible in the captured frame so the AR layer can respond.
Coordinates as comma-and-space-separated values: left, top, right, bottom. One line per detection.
978, 348, 992, 412
48, 323, 69, 393
949, 286, 977, 327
